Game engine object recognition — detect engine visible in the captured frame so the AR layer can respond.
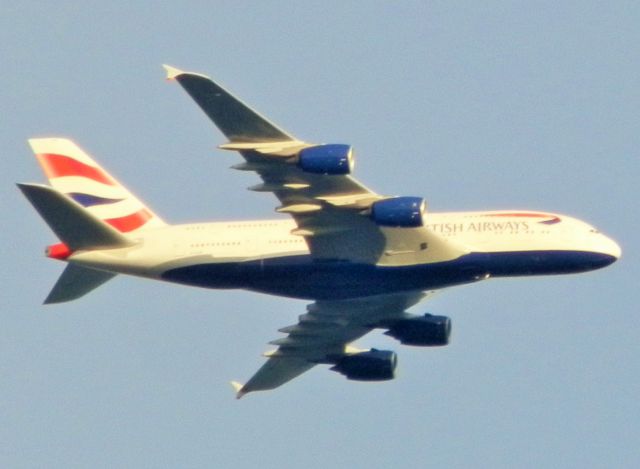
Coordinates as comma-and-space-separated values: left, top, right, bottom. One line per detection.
370, 196, 426, 227
330, 349, 397, 381
297, 144, 354, 175
384, 314, 451, 346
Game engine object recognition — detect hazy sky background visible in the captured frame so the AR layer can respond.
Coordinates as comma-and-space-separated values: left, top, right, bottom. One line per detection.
2, 2, 639, 468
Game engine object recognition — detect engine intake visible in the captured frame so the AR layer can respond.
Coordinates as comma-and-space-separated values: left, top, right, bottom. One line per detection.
370, 196, 426, 228
298, 144, 354, 175
330, 349, 397, 381
384, 314, 451, 346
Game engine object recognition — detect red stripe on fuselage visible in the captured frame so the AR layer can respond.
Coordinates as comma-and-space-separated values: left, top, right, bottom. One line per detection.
105, 209, 153, 232
36, 153, 116, 186
486, 212, 562, 224
486, 212, 555, 218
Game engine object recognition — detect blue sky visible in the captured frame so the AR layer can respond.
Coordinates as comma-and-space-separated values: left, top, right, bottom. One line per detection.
2, 2, 639, 468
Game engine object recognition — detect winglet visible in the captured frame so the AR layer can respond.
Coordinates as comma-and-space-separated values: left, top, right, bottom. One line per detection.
162, 64, 184, 81
162, 64, 210, 81
230, 381, 246, 400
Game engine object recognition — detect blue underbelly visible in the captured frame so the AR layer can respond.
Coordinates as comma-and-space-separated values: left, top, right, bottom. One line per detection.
160, 250, 615, 300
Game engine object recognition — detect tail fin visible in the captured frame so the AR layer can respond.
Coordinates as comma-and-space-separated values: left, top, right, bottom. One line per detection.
29, 138, 165, 233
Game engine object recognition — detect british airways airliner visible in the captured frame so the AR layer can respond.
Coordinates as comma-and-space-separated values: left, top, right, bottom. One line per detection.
18, 65, 620, 398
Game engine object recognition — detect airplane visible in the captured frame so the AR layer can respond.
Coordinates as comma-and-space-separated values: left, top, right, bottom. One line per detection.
18, 65, 621, 398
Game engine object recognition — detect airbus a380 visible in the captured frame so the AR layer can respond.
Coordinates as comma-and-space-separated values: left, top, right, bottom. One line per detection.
18, 65, 620, 398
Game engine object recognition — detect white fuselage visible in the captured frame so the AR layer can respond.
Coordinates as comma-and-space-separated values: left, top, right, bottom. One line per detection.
65, 210, 620, 300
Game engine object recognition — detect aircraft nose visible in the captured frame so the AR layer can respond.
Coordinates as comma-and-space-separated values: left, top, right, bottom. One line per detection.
595, 234, 621, 268
602, 235, 622, 260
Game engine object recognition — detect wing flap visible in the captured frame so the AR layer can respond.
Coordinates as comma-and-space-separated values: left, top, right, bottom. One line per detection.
219, 141, 310, 156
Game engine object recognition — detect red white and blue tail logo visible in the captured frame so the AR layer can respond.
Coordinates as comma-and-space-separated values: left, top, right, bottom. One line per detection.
29, 138, 165, 233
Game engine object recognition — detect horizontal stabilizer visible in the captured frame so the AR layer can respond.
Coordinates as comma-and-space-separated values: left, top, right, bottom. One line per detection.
45, 264, 116, 304
164, 64, 296, 143
17, 183, 132, 250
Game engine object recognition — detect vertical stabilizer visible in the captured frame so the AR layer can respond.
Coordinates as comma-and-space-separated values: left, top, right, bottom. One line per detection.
29, 138, 166, 233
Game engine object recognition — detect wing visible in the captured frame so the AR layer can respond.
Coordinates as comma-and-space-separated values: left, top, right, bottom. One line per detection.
164, 65, 468, 264
231, 291, 431, 398
164, 66, 466, 397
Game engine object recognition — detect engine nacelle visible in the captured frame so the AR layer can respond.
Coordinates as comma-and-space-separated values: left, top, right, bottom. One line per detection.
330, 349, 397, 381
384, 314, 451, 346
297, 144, 354, 175
370, 196, 426, 228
